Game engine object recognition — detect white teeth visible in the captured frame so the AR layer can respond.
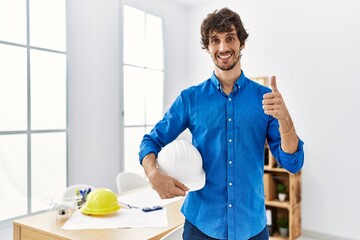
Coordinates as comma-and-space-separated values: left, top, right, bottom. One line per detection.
218, 53, 231, 59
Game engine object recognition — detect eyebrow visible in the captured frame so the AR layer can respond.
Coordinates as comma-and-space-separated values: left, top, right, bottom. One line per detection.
210, 31, 237, 38
226, 32, 236, 36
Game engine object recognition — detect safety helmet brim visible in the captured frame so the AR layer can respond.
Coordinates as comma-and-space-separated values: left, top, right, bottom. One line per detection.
81, 205, 120, 215
183, 168, 206, 191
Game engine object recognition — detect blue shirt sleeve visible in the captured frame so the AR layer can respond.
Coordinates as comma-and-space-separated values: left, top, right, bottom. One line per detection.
138, 93, 189, 164
277, 138, 304, 173
267, 115, 304, 174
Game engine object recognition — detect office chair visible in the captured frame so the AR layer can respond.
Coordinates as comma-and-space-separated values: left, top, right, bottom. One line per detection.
116, 172, 149, 194
160, 224, 184, 240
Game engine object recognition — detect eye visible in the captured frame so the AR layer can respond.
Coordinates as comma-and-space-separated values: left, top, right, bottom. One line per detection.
210, 38, 220, 45
226, 36, 235, 42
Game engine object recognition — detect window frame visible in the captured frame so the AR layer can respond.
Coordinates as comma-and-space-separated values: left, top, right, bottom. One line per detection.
122, 4, 165, 175
0, 0, 67, 226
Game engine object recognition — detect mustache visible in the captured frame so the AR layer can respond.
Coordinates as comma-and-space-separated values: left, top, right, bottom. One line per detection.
217, 51, 233, 55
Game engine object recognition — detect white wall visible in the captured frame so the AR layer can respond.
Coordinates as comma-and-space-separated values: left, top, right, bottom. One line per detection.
187, 1, 360, 239
67, 0, 122, 191
67, 0, 187, 192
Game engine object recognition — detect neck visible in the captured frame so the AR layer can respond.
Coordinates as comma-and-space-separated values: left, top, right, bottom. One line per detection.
214, 65, 242, 95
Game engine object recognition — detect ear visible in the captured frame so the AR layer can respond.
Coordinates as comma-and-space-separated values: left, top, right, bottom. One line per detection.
240, 43, 245, 50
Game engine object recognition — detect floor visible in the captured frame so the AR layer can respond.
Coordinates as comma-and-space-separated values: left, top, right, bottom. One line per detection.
0, 226, 352, 240
0, 226, 12, 240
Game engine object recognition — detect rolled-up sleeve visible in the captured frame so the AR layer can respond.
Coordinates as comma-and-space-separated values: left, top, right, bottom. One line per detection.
267, 115, 304, 174
277, 138, 304, 174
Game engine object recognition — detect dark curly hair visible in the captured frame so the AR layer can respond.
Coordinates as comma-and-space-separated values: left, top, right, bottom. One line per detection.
200, 8, 249, 50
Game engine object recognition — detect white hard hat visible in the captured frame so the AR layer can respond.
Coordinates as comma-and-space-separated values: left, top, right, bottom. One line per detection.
157, 139, 206, 191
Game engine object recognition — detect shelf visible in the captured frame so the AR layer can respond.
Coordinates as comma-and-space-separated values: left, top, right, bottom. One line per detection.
264, 166, 289, 173
258, 76, 302, 240
265, 200, 290, 209
270, 233, 288, 240
270, 237, 288, 240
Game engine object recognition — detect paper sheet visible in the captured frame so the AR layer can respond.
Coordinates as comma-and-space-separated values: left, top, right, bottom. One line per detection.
117, 186, 185, 209
61, 208, 168, 229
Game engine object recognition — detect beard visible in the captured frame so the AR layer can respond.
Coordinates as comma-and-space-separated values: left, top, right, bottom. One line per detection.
212, 50, 241, 71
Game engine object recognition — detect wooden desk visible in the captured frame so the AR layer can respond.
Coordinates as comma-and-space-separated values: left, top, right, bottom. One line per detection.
13, 197, 184, 240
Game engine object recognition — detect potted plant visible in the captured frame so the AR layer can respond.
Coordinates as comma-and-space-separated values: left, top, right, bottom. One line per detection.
277, 217, 289, 237
277, 183, 286, 202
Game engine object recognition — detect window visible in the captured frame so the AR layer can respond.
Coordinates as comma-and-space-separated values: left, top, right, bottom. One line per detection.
123, 5, 164, 175
0, 0, 67, 222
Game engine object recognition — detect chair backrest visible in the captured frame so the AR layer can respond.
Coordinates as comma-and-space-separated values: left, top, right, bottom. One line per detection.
62, 184, 94, 202
160, 224, 184, 240
116, 172, 149, 194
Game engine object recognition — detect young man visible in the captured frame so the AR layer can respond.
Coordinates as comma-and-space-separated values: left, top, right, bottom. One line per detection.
139, 7, 304, 240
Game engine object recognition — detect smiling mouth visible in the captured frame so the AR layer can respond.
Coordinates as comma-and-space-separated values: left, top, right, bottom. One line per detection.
217, 52, 233, 60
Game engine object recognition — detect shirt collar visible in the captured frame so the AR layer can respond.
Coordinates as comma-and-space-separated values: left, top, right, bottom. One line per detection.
210, 70, 247, 93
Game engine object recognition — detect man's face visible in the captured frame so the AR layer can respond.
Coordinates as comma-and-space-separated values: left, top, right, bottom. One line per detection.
207, 28, 242, 71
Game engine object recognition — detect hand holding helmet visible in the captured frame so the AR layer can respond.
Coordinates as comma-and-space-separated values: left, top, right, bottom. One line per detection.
145, 163, 189, 199
144, 140, 206, 199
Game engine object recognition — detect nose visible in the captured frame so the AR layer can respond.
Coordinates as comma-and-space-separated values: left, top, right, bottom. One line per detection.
218, 41, 229, 52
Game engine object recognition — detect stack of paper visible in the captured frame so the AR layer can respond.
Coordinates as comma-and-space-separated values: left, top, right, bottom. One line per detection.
61, 208, 167, 229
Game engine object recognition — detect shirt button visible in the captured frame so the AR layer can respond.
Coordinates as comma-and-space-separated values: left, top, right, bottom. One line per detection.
229, 182, 233, 186
229, 98, 232, 101
229, 139, 232, 143
228, 118, 232, 122
229, 161, 232, 164
229, 204, 232, 208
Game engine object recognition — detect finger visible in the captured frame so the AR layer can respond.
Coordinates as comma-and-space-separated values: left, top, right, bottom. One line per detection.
158, 185, 185, 199
262, 104, 278, 111
270, 76, 279, 93
263, 91, 279, 99
174, 179, 189, 192
264, 109, 278, 117
162, 186, 186, 198
262, 97, 282, 105
263, 92, 273, 99
171, 187, 187, 197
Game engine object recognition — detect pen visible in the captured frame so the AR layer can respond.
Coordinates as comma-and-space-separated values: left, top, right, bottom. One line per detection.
118, 201, 139, 209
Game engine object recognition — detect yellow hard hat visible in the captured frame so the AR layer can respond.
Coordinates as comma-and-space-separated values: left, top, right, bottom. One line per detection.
81, 188, 120, 215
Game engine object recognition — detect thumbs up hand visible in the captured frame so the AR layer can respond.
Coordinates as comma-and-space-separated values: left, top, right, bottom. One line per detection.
262, 76, 289, 121
263, 76, 299, 153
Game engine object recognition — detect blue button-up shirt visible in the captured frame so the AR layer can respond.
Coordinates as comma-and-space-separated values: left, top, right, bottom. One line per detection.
139, 71, 304, 239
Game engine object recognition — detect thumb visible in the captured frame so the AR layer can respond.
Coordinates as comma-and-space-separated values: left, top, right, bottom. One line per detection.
270, 76, 279, 92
